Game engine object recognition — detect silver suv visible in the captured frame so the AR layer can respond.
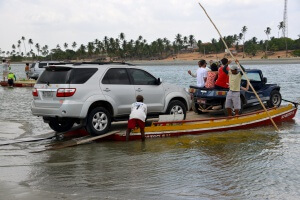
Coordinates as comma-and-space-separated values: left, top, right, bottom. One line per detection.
31, 62, 191, 135
28, 61, 61, 80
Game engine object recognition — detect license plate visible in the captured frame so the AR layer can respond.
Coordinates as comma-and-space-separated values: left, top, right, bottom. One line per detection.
197, 99, 206, 104
43, 91, 53, 98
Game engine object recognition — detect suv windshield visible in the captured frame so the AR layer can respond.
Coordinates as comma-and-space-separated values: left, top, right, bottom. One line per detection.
37, 67, 98, 84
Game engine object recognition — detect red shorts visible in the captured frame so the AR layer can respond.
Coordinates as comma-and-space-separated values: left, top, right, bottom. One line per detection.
128, 119, 145, 129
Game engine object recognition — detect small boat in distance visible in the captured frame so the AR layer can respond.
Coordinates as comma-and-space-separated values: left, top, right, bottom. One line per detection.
0, 80, 36, 87
63, 103, 298, 141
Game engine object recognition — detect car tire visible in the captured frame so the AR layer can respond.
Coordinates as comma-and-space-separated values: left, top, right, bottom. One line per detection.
86, 107, 111, 136
223, 97, 244, 116
191, 98, 203, 114
166, 100, 187, 119
267, 90, 282, 108
48, 118, 75, 132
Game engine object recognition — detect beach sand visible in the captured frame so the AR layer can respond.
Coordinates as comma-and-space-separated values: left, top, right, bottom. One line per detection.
129, 50, 300, 65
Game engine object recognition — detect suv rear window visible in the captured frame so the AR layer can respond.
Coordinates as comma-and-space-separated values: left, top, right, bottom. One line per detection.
37, 67, 97, 84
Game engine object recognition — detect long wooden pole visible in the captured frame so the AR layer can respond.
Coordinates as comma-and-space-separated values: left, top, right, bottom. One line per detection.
197, 2, 279, 131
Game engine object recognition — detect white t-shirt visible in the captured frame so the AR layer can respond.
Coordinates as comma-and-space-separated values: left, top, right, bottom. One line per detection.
2, 62, 9, 72
196, 67, 208, 87
129, 102, 147, 122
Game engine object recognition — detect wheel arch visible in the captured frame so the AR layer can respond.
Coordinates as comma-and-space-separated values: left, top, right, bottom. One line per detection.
165, 96, 188, 112
87, 101, 114, 117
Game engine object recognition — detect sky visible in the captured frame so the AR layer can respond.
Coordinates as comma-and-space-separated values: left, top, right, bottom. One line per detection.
0, 0, 299, 52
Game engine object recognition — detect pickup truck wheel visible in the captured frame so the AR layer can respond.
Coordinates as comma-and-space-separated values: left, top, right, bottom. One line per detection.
191, 99, 203, 114
223, 97, 244, 116
48, 118, 75, 132
166, 100, 187, 119
267, 90, 282, 108
86, 107, 111, 136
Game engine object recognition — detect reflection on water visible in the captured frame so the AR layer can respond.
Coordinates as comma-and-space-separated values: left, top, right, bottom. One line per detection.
1, 64, 300, 199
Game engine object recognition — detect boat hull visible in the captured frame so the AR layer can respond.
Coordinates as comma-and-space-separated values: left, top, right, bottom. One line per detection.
64, 104, 298, 141
0, 80, 35, 87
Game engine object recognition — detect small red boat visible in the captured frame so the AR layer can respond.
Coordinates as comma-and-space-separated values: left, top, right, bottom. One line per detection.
0, 80, 36, 87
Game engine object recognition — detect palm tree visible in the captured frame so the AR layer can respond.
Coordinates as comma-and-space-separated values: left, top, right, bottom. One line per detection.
28, 39, 33, 56
64, 43, 68, 50
241, 26, 247, 58
21, 36, 27, 56
35, 43, 40, 56
278, 21, 285, 38
264, 27, 271, 57
188, 35, 195, 48
17, 40, 22, 54
119, 32, 125, 41
72, 42, 77, 51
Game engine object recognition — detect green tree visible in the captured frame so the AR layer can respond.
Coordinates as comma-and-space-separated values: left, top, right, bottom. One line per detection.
264, 27, 271, 57
21, 36, 27, 56
241, 26, 248, 58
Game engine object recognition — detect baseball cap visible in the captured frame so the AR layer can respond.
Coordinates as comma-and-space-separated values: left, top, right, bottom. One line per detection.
230, 64, 238, 70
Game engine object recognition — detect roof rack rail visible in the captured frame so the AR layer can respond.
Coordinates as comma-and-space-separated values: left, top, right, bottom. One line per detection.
50, 61, 135, 66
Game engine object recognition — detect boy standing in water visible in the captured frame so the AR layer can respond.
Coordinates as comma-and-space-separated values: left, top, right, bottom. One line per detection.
2, 59, 9, 81
126, 95, 147, 141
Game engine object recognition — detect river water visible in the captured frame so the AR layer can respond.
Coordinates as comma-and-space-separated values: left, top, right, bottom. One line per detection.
1, 63, 300, 199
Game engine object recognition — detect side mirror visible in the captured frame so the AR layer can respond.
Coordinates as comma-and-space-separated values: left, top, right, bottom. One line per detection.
157, 78, 162, 85
263, 77, 267, 84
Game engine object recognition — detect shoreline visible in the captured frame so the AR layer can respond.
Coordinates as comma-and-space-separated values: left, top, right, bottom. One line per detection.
11, 57, 300, 66
129, 57, 300, 66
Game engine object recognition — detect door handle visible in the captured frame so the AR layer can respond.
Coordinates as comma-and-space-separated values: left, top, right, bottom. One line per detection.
103, 88, 111, 92
136, 88, 142, 92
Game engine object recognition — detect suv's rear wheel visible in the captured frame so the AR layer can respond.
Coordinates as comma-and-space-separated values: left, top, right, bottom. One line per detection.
166, 100, 187, 119
86, 107, 111, 136
267, 90, 282, 108
48, 118, 75, 132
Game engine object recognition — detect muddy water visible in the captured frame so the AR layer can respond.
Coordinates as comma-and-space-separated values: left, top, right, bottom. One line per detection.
1, 63, 300, 199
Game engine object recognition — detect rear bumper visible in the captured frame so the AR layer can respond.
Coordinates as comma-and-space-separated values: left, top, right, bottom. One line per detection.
31, 101, 85, 118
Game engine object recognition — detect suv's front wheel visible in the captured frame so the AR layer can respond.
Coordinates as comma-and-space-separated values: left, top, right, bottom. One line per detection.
166, 100, 187, 119
86, 107, 111, 136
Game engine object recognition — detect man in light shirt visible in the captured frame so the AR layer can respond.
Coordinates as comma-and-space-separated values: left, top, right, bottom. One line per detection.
126, 95, 147, 141
188, 59, 208, 87
223, 60, 246, 116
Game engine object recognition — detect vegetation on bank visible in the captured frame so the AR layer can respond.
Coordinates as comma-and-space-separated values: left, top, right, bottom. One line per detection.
1, 26, 300, 62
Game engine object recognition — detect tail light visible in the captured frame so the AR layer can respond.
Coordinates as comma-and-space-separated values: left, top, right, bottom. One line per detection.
56, 88, 76, 97
32, 88, 38, 97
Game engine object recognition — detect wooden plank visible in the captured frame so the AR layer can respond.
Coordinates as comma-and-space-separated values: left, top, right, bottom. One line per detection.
158, 114, 184, 122
46, 130, 119, 150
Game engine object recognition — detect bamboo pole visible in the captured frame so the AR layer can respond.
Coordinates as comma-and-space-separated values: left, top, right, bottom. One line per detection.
197, 2, 279, 131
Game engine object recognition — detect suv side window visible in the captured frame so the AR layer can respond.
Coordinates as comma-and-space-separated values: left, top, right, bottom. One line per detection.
102, 68, 130, 84
129, 68, 157, 85
70, 68, 98, 84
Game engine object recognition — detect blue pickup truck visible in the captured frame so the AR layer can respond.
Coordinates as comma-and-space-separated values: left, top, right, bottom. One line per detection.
189, 69, 282, 115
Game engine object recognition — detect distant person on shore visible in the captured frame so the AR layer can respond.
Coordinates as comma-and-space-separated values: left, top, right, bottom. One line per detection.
126, 95, 147, 142
25, 63, 30, 79
2, 59, 9, 81
224, 60, 246, 116
205, 63, 218, 89
7, 71, 16, 87
188, 59, 208, 87
215, 58, 231, 89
